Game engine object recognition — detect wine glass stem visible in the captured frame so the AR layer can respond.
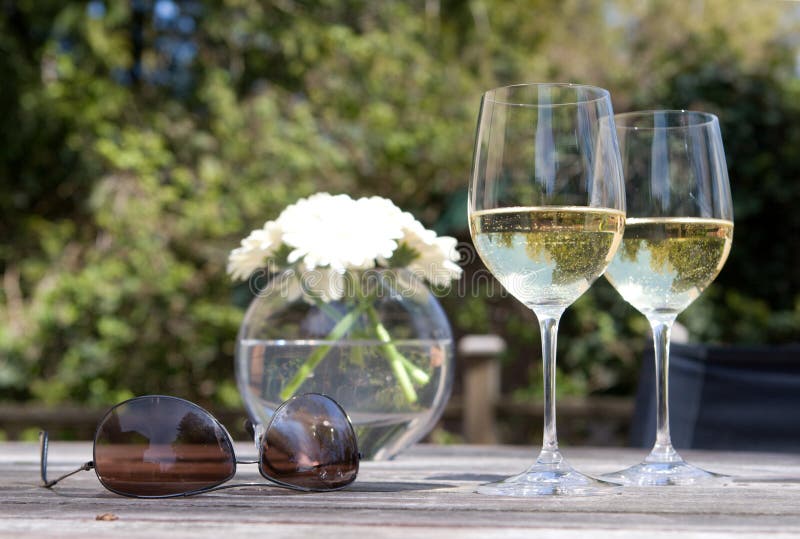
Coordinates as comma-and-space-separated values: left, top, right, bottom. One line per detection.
647, 319, 681, 463
539, 315, 562, 463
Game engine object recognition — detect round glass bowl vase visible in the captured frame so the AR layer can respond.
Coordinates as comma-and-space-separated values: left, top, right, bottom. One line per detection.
235, 268, 454, 460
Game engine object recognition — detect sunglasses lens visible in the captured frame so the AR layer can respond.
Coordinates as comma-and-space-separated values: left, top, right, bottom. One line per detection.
260, 394, 359, 490
94, 396, 235, 497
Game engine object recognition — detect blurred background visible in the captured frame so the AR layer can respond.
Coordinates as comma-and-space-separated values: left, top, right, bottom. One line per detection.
1, 0, 799, 445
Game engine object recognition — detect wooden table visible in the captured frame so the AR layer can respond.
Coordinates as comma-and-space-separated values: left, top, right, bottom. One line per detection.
2, 442, 799, 538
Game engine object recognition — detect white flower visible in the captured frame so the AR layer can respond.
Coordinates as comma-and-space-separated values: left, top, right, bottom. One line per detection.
279, 193, 404, 271
227, 192, 463, 292
296, 267, 347, 303
279, 268, 349, 304
226, 221, 283, 280
398, 216, 463, 287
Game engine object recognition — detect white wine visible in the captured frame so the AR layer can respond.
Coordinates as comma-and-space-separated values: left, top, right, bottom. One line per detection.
605, 217, 733, 319
470, 206, 625, 313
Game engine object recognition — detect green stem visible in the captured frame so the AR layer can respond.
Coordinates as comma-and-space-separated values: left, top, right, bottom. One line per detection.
303, 286, 345, 321
367, 307, 424, 404
400, 354, 430, 385
279, 304, 367, 401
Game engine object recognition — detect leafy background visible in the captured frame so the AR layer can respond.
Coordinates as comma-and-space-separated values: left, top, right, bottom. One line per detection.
1, 0, 798, 438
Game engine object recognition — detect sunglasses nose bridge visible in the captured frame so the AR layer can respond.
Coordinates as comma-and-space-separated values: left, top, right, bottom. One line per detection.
252, 422, 266, 448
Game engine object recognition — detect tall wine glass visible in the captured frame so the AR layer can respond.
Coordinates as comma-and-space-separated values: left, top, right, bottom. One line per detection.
468, 83, 626, 496
601, 110, 733, 486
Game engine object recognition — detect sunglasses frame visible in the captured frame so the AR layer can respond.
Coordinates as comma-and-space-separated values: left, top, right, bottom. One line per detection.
40, 393, 359, 498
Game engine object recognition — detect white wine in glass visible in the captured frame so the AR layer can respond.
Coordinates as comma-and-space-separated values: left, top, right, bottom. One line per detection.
471, 207, 624, 312
468, 83, 626, 496
609, 218, 732, 316
602, 110, 734, 486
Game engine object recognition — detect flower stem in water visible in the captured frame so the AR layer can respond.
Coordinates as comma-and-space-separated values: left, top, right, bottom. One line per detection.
367, 307, 423, 403
279, 304, 367, 400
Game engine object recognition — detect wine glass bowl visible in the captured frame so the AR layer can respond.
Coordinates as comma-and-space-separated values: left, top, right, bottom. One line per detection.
601, 110, 733, 486
468, 83, 625, 496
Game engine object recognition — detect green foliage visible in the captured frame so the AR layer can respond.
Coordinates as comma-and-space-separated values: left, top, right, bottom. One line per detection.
1, 0, 798, 408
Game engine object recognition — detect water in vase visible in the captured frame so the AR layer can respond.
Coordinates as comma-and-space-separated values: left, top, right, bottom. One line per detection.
236, 338, 453, 460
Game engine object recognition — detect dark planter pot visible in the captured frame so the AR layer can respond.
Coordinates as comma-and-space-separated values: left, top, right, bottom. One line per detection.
630, 342, 800, 453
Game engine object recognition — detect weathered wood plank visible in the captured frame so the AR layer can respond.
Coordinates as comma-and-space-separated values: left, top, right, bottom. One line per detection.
1, 442, 799, 538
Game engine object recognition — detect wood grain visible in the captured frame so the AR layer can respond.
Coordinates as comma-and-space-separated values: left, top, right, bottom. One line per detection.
2, 442, 799, 538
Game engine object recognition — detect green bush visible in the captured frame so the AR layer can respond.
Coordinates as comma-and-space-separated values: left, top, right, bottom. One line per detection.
1, 1, 797, 408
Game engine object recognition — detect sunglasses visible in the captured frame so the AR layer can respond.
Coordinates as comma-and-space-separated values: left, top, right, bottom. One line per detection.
40, 393, 359, 497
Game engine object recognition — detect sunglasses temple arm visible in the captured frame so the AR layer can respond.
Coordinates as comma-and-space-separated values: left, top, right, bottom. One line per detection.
39, 431, 94, 488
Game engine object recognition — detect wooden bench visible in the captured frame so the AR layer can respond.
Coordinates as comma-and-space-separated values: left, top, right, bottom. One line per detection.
0, 335, 634, 445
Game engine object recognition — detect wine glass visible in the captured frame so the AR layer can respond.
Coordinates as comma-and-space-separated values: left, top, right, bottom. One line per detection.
468, 83, 626, 496
601, 110, 734, 486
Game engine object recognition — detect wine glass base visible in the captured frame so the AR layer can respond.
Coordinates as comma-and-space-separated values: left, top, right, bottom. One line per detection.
600, 459, 727, 486
477, 459, 621, 497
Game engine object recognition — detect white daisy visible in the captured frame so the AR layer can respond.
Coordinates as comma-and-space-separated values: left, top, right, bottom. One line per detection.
226, 221, 283, 280
296, 267, 348, 303
279, 193, 404, 271
228, 193, 462, 294
399, 216, 463, 286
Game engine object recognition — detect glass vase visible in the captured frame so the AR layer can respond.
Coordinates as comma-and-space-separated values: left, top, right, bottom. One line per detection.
235, 268, 454, 460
